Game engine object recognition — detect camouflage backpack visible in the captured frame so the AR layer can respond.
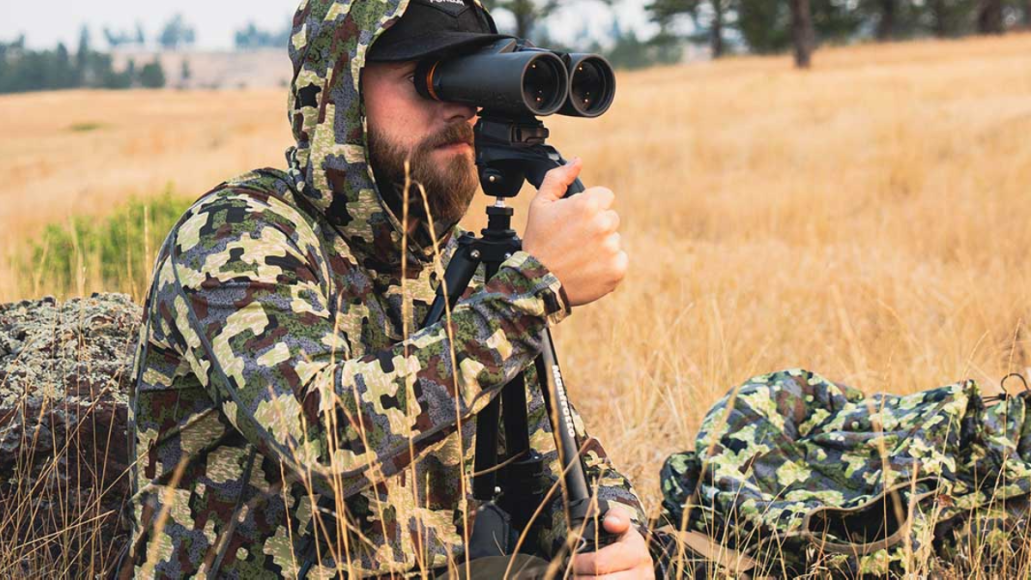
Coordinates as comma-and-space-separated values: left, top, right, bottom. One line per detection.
658, 369, 1031, 577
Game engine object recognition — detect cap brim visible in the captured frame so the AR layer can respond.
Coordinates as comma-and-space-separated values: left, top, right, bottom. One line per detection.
367, 31, 513, 62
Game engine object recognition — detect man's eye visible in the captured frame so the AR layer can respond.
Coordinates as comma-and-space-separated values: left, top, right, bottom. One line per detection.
406, 74, 416, 84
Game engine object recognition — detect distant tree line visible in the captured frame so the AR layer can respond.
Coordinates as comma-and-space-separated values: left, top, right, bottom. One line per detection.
470, 0, 1031, 69
234, 22, 291, 50
103, 23, 146, 49
647, 0, 1031, 67
103, 13, 199, 51
0, 28, 165, 94
0, 12, 201, 94
228, 6, 683, 69
4, 2, 1029, 94
442, 0, 682, 69
596, 27, 684, 70
236, 0, 1030, 70
158, 15, 197, 51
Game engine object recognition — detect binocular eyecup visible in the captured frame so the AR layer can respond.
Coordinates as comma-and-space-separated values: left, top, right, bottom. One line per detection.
415, 39, 616, 119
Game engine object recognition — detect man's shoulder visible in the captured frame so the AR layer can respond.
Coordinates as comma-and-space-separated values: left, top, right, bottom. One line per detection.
173, 168, 331, 257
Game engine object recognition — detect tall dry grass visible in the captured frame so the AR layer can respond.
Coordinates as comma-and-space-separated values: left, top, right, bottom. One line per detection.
2, 33, 1031, 576
552, 34, 1031, 509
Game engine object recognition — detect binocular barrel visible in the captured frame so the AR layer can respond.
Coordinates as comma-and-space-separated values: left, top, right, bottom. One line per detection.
560, 54, 617, 118
415, 43, 616, 119
416, 51, 568, 117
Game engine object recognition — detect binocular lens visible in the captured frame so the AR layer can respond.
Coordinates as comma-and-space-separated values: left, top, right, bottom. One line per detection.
568, 57, 615, 117
522, 56, 566, 116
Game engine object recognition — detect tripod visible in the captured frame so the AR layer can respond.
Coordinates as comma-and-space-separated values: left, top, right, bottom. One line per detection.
421, 113, 613, 559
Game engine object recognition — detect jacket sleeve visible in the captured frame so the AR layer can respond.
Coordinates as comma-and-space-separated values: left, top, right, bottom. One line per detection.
163, 191, 570, 498
525, 369, 648, 557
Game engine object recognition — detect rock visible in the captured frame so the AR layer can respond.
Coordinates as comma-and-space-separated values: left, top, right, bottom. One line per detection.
0, 293, 140, 576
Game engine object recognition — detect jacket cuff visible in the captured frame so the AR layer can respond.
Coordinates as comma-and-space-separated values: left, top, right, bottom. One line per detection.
499, 251, 572, 326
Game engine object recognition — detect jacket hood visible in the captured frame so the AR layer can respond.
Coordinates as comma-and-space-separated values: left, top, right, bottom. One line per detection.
286, 0, 482, 269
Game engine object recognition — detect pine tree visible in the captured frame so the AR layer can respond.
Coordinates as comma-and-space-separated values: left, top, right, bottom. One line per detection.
53, 43, 74, 89
159, 15, 196, 50
75, 26, 91, 86
180, 59, 192, 89
737, 1, 791, 53
139, 58, 166, 89
481, 0, 560, 39
648, 0, 734, 58
482, 0, 614, 43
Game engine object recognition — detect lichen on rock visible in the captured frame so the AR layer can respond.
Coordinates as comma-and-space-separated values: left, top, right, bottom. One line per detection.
0, 293, 141, 576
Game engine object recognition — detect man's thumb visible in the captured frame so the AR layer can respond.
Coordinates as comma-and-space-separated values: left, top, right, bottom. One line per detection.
535, 157, 582, 203
602, 507, 631, 535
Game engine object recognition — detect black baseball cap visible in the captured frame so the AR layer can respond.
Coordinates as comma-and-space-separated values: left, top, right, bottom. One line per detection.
367, 0, 513, 62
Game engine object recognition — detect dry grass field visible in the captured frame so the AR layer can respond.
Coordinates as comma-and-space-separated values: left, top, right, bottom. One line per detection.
2, 32, 1031, 576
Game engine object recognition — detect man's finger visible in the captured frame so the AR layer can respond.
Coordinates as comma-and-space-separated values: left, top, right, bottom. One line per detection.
572, 542, 638, 576
574, 567, 653, 580
583, 187, 615, 212
535, 157, 582, 203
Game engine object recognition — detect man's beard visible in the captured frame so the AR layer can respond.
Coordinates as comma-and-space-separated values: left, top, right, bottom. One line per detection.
368, 121, 479, 236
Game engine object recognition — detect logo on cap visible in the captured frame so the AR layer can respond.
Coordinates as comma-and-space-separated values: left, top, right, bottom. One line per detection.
420, 0, 470, 17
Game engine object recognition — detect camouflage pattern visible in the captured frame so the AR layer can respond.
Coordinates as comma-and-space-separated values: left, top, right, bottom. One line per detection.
659, 369, 1031, 576
126, 1, 644, 578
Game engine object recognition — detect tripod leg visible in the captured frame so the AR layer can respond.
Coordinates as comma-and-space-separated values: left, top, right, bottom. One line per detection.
501, 373, 530, 459
535, 329, 619, 554
473, 399, 501, 500
535, 330, 589, 502
496, 372, 549, 535
422, 234, 480, 328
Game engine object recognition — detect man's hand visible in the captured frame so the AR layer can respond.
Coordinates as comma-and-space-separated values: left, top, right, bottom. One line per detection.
571, 506, 654, 579
522, 158, 628, 308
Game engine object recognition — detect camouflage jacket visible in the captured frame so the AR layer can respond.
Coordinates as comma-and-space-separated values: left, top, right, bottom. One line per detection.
126, 1, 644, 578
660, 369, 1031, 577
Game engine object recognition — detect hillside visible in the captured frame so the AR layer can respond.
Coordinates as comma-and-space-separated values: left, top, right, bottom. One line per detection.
109, 48, 292, 90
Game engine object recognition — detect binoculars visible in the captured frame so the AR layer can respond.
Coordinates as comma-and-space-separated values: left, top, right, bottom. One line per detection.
414, 38, 616, 118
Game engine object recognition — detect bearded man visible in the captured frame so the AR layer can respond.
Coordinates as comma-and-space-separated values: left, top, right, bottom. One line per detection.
124, 0, 654, 577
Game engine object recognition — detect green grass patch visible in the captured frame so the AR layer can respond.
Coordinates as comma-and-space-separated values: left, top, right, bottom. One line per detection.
68, 122, 107, 133
21, 186, 193, 300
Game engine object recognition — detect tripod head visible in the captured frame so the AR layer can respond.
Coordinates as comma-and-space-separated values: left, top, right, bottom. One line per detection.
473, 114, 586, 202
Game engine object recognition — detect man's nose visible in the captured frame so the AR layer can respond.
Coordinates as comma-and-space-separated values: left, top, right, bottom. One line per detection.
440, 99, 477, 124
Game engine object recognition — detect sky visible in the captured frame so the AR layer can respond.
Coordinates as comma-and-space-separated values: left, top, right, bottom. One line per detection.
0, 0, 659, 51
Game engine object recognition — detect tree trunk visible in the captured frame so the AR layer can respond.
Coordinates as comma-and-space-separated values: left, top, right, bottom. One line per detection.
876, 0, 897, 40
516, 15, 531, 39
711, 0, 725, 58
977, 0, 1004, 34
515, 1, 532, 40
790, 0, 815, 69
930, 0, 948, 37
